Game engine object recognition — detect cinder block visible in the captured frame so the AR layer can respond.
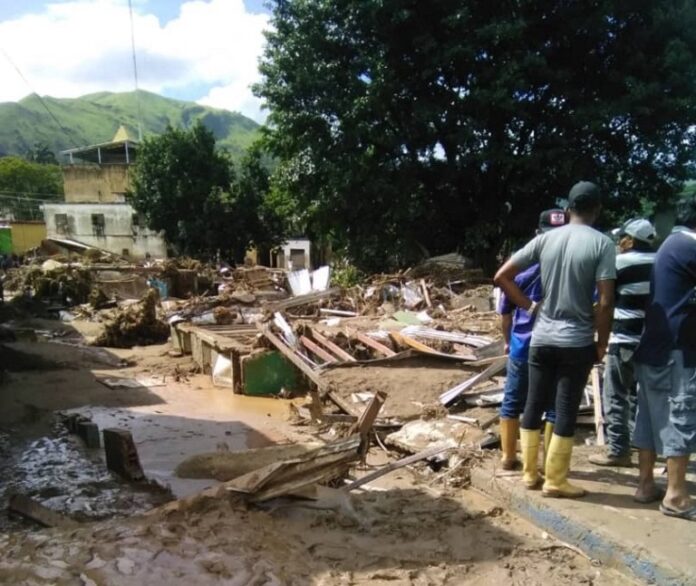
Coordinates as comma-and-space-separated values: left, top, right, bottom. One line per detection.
76, 421, 100, 449
102, 428, 144, 481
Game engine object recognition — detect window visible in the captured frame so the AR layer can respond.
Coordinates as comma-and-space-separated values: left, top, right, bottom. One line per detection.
91, 213, 106, 237
55, 213, 69, 235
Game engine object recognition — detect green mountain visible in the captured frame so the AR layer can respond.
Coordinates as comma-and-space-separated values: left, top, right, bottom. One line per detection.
0, 90, 260, 161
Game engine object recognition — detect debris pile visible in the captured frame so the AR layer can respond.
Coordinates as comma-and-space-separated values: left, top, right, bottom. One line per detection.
94, 289, 169, 348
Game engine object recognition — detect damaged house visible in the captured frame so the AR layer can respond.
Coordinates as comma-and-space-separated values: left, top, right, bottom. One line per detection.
42, 126, 167, 259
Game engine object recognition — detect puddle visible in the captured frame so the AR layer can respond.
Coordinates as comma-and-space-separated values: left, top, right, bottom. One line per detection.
0, 420, 171, 532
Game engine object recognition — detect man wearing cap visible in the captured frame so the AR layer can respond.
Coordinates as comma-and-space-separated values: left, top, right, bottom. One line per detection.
495, 181, 616, 498
589, 219, 656, 468
632, 198, 696, 519
497, 209, 565, 470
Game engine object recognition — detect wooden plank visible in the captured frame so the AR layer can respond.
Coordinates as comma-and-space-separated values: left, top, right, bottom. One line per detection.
327, 390, 362, 417
319, 308, 358, 317
269, 287, 341, 312
355, 332, 396, 357
349, 390, 388, 457
342, 446, 452, 491
591, 366, 605, 446
8, 494, 79, 528
420, 279, 432, 308
439, 356, 507, 406
300, 335, 338, 364
257, 323, 325, 389
390, 331, 474, 361
311, 330, 356, 362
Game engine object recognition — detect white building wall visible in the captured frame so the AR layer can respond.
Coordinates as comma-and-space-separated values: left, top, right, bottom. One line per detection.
280, 238, 311, 269
43, 203, 167, 259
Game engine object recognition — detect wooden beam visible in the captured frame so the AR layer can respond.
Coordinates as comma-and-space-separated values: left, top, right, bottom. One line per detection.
8, 494, 78, 529
591, 366, 605, 446
420, 279, 432, 308
311, 329, 356, 362
355, 332, 396, 357
439, 356, 507, 406
300, 335, 338, 364
342, 446, 452, 491
349, 390, 387, 458
268, 287, 341, 312
257, 323, 325, 389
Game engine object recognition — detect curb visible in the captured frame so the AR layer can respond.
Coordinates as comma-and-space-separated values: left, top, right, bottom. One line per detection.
470, 465, 687, 586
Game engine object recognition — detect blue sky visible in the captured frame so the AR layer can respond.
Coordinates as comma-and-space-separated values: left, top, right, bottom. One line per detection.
0, 0, 272, 121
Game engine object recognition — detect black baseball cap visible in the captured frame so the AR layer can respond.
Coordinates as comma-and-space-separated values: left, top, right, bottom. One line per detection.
538, 209, 566, 232
568, 181, 601, 212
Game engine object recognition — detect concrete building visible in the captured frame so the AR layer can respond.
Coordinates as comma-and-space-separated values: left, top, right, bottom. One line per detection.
43, 126, 167, 259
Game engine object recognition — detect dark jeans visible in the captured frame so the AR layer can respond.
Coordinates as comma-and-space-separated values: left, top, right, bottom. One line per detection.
501, 355, 556, 422
522, 345, 595, 437
603, 345, 637, 457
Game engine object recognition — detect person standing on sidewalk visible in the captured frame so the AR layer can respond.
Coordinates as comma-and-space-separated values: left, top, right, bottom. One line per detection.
632, 199, 696, 518
498, 209, 566, 470
494, 181, 616, 498
589, 219, 656, 468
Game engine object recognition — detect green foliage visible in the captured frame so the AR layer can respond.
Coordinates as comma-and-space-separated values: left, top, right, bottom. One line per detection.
330, 260, 365, 288
0, 90, 260, 162
24, 142, 58, 165
256, 0, 696, 271
0, 156, 63, 196
131, 123, 287, 261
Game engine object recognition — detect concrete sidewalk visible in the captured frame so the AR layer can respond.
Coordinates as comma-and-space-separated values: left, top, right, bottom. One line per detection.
470, 446, 696, 586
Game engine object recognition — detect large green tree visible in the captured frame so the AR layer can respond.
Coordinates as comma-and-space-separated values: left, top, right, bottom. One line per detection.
0, 156, 63, 196
256, 0, 696, 270
130, 122, 286, 260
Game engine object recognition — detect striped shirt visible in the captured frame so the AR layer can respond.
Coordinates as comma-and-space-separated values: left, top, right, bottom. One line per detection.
609, 249, 655, 346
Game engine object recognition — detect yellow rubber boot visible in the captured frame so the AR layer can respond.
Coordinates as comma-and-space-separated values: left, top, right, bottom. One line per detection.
520, 429, 541, 489
543, 421, 554, 475
500, 418, 520, 470
543, 434, 586, 498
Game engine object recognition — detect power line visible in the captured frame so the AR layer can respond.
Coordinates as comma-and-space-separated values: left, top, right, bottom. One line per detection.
0, 47, 79, 146
127, 0, 144, 141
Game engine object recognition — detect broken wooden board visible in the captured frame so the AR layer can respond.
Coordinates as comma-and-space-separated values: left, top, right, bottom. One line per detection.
8, 494, 79, 528
390, 331, 477, 361
310, 329, 356, 362
257, 323, 326, 389
439, 356, 507, 406
268, 287, 341, 312
343, 445, 451, 491
300, 335, 338, 364
355, 332, 396, 357
225, 435, 361, 501
591, 366, 605, 446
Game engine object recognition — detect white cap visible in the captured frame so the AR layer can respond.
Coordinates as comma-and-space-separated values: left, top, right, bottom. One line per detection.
620, 219, 656, 243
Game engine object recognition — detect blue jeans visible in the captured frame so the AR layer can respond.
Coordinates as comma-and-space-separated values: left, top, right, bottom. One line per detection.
501, 355, 556, 422
603, 346, 637, 457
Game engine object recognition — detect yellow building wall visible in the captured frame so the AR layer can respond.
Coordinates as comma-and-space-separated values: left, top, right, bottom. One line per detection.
63, 165, 132, 203
11, 221, 46, 255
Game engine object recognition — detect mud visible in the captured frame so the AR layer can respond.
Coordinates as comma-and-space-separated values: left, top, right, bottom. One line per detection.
176, 442, 322, 481
323, 357, 502, 420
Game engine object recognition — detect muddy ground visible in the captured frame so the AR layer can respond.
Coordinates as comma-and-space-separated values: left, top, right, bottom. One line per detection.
0, 314, 636, 585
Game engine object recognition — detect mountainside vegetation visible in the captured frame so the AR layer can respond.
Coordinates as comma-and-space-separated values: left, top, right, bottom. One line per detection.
257, 0, 696, 271
0, 90, 260, 161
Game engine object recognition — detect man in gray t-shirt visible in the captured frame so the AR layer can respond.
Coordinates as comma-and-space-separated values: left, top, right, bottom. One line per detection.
494, 181, 616, 499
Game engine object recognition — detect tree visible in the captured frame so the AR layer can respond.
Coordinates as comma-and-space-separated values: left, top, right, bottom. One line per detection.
130, 122, 286, 261
256, 0, 696, 271
0, 156, 63, 196
25, 142, 58, 165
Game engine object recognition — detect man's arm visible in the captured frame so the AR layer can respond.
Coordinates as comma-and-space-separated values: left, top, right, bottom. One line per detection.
595, 279, 615, 362
494, 259, 535, 312
501, 312, 513, 354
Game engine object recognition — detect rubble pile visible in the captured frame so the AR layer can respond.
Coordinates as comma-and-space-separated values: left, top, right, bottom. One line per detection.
94, 289, 169, 348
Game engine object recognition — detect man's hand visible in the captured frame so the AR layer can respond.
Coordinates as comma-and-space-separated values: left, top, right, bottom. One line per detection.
596, 343, 608, 363
504, 343, 510, 355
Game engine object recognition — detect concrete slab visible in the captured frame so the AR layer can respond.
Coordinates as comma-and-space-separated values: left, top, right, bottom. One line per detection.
471, 447, 696, 586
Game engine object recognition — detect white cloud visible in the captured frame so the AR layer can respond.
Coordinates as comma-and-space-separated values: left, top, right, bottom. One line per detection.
0, 0, 269, 121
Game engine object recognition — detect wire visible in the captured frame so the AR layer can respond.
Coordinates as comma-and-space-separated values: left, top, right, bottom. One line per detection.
127, 0, 144, 141
0, 47, 79, 146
